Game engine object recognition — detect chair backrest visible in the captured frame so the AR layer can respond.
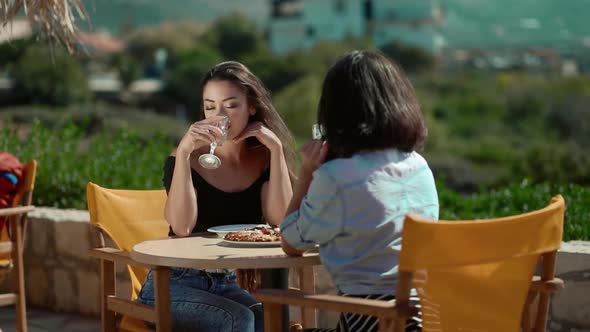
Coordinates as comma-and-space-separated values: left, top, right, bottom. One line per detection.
0, 159, 37, 259
398, 195, 565, 332
86, 182, 169, 300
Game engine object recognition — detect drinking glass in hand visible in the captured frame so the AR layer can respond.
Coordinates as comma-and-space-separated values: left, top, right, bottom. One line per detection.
198, 116, 229, 169
312, 124, 325, 140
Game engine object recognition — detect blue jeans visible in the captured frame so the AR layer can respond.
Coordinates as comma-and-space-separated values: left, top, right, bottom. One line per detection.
137, 268, 263, 332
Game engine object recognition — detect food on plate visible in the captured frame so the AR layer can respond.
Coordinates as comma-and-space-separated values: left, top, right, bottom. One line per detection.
224, 225, 281, 242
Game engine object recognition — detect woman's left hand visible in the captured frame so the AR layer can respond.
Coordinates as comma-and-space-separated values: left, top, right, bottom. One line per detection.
233, 121, 282, 153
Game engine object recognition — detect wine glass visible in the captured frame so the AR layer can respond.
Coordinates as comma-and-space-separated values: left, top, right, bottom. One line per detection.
312, 123, 325, 140
198, 116, 229, 169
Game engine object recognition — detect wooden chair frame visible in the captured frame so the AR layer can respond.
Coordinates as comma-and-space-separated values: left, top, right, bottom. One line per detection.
257, 195, 566, 332
257, 253, 563, 332
89, 238, 172, 332
86, 182, 172, 332
0, 159, 37, 332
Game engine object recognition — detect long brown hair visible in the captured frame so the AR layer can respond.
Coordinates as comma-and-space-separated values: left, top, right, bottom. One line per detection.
200, 62, 295, 291
199, 61, 297, 173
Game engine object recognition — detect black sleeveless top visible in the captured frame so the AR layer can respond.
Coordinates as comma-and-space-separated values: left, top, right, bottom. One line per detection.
163, 156, 270, 236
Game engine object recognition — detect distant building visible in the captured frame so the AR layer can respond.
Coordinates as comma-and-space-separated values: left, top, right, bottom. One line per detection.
269, 0, 364, 54
371, 0, 445, 54
442, 47, 571, 74
78, 31, 125, 55
268, 0, 445, 54
0, 19, 32, 43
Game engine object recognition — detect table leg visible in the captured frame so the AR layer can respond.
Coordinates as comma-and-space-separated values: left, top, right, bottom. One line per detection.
261, 268, 289, 332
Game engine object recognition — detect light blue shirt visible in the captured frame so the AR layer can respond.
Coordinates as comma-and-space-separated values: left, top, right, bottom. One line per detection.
281, 149, 439, 295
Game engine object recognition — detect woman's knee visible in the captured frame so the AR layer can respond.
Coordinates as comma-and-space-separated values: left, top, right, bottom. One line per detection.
174, 298, 255, 332
231, 303, 256, 331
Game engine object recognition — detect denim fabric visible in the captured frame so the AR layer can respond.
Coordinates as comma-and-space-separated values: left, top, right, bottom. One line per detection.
137, 268, 262, 332
281, 149, 439, 295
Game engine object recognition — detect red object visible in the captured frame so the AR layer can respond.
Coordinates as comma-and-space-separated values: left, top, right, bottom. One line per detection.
0, 151, 24, 233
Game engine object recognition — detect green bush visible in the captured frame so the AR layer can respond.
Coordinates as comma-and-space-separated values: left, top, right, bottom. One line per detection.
125, 21, 208, 64
243, 52, 308, 94
201, 13, 268, 60
0, 38, 34, 68
110, 53, 141, 88
163, 46, 222, 117
274, 75, 322, 139
0, 121, 174, 209
12, 46, 90, 105
380, 40, 436, 73
438, 180, 590, 241
0, 121, 587, 241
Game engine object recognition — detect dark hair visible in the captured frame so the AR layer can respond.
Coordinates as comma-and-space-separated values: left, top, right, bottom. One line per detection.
318, 50, 427, 160
199, 61, 296, 172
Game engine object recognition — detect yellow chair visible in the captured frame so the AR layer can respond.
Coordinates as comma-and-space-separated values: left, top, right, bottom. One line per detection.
0, 159, 36, 332
256, 195, 566, 332
87, 182, 172, 332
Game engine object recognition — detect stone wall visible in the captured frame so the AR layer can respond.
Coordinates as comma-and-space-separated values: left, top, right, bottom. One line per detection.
0, 207, 131, 316
549, 241, 590, 332
1, 207, 588, 330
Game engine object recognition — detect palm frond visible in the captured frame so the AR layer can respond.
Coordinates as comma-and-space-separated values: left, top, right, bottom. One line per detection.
1, 0, 89, 53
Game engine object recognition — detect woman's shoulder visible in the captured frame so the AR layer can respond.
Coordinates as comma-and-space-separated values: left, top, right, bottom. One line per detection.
317, 149, 432, 182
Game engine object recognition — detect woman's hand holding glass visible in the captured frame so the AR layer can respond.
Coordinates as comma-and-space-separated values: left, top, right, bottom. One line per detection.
300, 125, 329, 173
177, 115, 227, 159
198, 116, 229, 169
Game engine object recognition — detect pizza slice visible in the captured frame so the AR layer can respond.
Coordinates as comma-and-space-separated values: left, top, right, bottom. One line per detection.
224, 225, 281, 242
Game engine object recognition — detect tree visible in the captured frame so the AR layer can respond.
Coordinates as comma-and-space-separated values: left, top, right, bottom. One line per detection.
0, 0, 89, 52
243, 52, 307, 94
274, 75, 323, 139
0, 38, 34, 68
12, 45, 91, 105
125, 21, 208, 65
110, 53, 141, 89
202, 13, 268, 60
380, 41, 436, 73
163, 46, 222, 118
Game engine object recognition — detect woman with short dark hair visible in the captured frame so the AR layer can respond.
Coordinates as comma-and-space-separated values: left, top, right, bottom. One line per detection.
281, 50, 438, 332
318, 50, 427, 160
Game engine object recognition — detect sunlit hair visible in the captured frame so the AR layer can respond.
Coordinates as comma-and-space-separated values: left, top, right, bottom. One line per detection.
199, 61, 297, 173
200, 62, 296, 288
318, 50, 427, 161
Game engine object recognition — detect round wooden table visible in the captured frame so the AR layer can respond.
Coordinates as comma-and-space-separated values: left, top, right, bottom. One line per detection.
131, 233, 320, 269
131, 233, 321, 331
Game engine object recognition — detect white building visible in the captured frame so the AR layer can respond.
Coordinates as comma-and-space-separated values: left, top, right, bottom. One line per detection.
371, 0, 445, 54
0, 19, 32, 43
269, 0, 364, 54
268, 0, 445, 55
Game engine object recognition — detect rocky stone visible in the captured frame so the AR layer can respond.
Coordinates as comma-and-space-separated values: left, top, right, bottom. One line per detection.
55, 220, 92, 261
24, 266, 50, 308
77, 269, 100, 315
54, 269, 77, 312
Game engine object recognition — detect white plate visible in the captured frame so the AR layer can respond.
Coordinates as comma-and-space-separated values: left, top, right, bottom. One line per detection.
219, 239, 282, 248
207, 224, 266, 238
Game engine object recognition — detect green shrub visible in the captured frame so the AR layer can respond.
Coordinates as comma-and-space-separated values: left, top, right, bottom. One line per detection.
201, 13, 268, 60
0, 121, 587, 241
0, 121, 174, 209
438, 180, 590, 241
380, 40, 436, 73
274, 75, 322, 139
110, 53, 141, 88
12, 45, 91, 105
163, 46, 222, 117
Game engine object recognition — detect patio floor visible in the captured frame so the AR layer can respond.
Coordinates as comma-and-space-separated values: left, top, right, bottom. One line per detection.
0, 306, 99, 332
